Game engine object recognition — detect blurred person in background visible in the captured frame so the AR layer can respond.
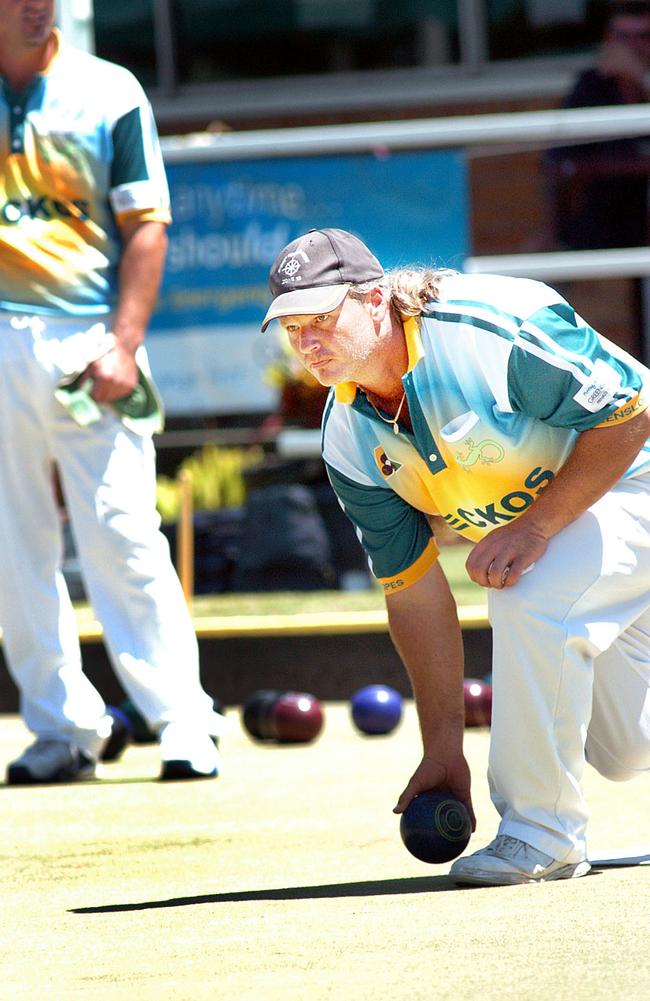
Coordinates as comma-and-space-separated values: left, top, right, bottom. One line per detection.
0, 0, 224, 784
542, 1, 650, 250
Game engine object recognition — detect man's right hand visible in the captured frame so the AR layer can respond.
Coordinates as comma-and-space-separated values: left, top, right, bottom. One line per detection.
392, 751, 476, 831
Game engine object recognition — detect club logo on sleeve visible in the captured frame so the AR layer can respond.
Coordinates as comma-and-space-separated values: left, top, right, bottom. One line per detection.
374, 445, 402, 479
573, 359, 620, 413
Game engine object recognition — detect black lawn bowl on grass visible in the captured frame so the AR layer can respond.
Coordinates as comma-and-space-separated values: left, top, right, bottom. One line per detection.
241, 689, 285, 741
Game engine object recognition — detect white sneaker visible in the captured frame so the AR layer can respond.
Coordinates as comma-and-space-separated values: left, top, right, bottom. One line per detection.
159, 723, 220, 781
6, 739, 97, 785
449, 835, 591, 886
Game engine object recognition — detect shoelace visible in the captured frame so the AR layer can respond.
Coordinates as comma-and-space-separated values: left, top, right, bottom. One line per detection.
489, 836, 553, 864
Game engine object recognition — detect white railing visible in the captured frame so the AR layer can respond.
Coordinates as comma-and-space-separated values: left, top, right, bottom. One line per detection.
466, 247, 650, 281
161, 103, 650, 161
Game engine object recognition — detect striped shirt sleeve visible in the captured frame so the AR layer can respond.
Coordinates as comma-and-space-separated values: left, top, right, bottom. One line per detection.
109, 88, 171, 226
325, 462, 438, 594
508, 302, 647, 430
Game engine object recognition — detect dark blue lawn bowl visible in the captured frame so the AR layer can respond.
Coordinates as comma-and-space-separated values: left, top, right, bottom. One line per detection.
400, 790, 472, 864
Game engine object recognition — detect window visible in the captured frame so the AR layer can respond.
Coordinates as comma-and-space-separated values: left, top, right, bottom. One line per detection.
94, 0, 157, 88
486, 0, 603, 60
92, 0, 606, 93
171, 0, 461, 82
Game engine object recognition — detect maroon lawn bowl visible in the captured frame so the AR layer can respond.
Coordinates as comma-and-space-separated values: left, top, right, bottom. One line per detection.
271, 692, 325, 743
463, 678, 492, 727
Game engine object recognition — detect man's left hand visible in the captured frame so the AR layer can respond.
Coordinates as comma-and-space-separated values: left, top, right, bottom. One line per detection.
83, 342, 139, 403
465, 520, 549, 589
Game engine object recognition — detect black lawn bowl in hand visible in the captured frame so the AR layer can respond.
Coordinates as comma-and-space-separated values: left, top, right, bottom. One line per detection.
101, 705, 133, 761
400, 790, 472, 864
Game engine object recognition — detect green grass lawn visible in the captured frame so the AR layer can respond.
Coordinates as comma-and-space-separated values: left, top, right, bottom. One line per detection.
73, 542, 483, 623
186, 542, 483, 618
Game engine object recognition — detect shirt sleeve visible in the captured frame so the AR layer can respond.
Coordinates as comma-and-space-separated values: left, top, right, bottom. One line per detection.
326, 462, 439, 594
109, 89, 171, 226
507, 301, 647, 431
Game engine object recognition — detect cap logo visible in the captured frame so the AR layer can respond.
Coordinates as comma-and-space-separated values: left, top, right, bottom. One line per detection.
278, 249, 310, 279
263, 228, 384, 330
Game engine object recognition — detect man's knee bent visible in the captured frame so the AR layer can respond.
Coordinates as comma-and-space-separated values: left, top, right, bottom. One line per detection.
585, 733, 650, 781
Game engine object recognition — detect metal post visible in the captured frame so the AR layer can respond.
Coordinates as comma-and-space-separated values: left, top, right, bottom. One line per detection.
642, 277, 650, 367
457, 0, 489, 75
177, 469, 195, 605
153, 0, 178, 95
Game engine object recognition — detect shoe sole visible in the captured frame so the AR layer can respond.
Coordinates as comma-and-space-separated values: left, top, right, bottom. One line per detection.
6, 763, 97, 785
450, 860, 591, 886
160, 760, 218, 781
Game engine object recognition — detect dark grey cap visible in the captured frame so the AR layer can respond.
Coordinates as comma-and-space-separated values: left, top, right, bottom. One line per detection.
261, 228, 384, 331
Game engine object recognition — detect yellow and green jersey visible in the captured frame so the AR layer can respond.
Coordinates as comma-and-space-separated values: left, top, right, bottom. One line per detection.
323, 274, 650, 593
0, 30, 170, 316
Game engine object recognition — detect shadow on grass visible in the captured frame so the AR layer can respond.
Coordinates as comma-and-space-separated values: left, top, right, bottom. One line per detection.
71, 875, 462, 913
1, 776, 161, 789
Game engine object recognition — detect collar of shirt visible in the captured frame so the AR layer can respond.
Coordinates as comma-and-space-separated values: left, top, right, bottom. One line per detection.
334, 314, 425, 405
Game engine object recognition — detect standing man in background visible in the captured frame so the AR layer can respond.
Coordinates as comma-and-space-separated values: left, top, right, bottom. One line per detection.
0, 0, 224, 783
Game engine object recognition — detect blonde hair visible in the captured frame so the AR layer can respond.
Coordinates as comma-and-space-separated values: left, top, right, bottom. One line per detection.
349, 267, 457, 317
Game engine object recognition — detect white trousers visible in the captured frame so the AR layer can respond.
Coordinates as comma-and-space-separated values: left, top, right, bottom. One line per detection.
0, 312, 221, 757
488, 468, 650, 863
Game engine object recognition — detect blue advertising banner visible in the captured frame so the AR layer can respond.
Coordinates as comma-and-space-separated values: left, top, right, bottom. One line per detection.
148, 149, 468, 414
